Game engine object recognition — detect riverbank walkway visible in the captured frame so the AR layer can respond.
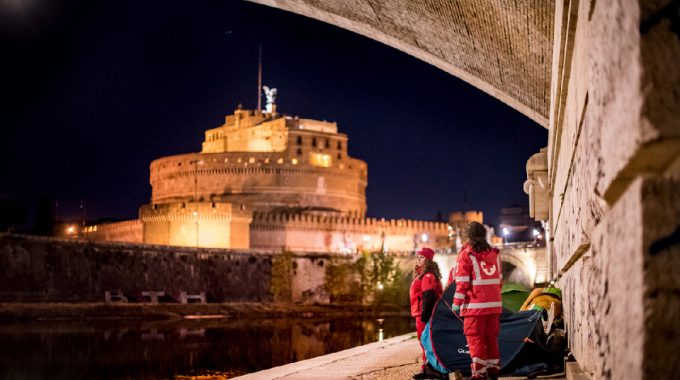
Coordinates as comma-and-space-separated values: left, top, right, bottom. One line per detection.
233, 332, 569, 380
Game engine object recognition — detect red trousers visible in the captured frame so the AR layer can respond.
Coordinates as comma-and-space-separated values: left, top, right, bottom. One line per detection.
415, 318, 426, 369
463, 314, 500, 379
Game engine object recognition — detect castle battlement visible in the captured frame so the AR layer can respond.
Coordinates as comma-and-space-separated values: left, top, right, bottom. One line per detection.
85, 106, 446, 252
251, 212, 447, 233
250, 211, 450, 253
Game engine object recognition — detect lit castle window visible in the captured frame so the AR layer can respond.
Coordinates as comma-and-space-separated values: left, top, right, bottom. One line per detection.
310, 153, 332, 168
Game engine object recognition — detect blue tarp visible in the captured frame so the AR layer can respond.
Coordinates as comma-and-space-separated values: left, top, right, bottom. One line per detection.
421, 282, 550, 375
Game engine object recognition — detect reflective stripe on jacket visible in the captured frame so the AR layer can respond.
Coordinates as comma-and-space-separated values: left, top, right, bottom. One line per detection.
452, 244, 502, 316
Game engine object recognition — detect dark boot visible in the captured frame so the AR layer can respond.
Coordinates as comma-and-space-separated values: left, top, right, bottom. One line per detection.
425, 363, 448, 379
413, 370, 431, 379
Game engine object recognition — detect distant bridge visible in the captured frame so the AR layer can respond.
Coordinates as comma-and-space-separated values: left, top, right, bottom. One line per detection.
400, 244, 549, 289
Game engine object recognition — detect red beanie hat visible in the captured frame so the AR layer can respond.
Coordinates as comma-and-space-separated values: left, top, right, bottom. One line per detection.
417, 247, 435, 260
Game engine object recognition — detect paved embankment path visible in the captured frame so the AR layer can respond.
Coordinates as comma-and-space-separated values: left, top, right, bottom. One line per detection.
233, 333, 421, 379
234, 332, 566, 380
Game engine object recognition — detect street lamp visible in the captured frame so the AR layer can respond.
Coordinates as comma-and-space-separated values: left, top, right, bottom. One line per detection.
532, 228, 542, 245
502, 227, 510, 245
65, 225, 77, 238
193, 211, 199, 248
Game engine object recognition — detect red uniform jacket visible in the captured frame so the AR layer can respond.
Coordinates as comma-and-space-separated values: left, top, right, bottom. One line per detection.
410, 268, 443, 323
452, 244, 502, 316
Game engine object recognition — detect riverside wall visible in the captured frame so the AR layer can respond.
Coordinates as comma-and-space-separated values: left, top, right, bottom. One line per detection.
0, 233, 548, 305
0, 234, 331, 303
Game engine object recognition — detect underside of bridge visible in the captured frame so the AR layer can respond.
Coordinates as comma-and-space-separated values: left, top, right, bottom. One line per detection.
248, 0, 554, 127
249, 1, 680, 378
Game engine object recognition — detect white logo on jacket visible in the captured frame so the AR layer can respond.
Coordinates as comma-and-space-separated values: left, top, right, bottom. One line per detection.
480, 261, 497, 276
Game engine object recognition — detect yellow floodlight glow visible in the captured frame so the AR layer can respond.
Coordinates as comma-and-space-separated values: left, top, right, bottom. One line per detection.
310, 153, 331, 167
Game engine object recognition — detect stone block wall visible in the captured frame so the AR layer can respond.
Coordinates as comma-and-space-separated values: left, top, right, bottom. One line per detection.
248, 0, 554, 126
0, 234, 331, 304
149, 150, 368, 217
550, 0, 680, 378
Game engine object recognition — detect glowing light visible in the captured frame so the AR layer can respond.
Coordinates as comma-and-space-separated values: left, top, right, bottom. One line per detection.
362, 235, 371, 242
291, 158, 298, 165
532, 229, 540, 237
421, 233, 428, 243
502, 227, 510, 236
310, 153, 331, 168
377, 282, 384, 290
66, 225, 76, 234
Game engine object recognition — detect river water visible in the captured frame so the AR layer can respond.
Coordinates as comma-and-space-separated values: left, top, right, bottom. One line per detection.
0, 316, 413, 379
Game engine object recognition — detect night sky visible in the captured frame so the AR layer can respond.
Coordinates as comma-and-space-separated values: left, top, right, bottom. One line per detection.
1, 0, 547, 229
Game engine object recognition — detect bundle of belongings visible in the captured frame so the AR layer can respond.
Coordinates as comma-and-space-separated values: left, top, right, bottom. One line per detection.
420, 283, 566, 379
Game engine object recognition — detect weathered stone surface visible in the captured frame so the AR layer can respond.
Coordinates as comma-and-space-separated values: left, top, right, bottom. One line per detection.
548, 0, 607, 278
553, 107, 608, 272
0, 234, 330, 303
291, 255, 329, 303
561, 176, 680, 379
640, 176, 680, 378
248, 0, 554, 126
590, 0, 680, 204
550, 1, 679, 377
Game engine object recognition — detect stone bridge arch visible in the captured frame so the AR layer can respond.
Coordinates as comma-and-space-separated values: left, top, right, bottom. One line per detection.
499, 246, 546, 289
247, 0, 553, 127
247, 2, 680, 377
426, 247, 545, 289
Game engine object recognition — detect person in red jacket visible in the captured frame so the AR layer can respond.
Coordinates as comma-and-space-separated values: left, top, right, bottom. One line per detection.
451, 222, 502, 380
410, 247, 444, 380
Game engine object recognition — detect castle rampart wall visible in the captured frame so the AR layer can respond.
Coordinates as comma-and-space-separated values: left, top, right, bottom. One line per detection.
82, 220, 142, 244
149, 152, 367, 216
250, 212, 450, 253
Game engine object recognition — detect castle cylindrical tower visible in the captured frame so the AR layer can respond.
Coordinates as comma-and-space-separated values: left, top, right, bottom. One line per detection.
148, 109, 367, 217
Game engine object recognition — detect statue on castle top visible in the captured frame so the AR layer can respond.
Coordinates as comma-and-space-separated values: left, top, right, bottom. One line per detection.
263, 86, 277, 114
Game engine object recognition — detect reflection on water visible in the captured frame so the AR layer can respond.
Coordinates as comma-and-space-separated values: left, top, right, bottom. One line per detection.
0, 316, 413, 379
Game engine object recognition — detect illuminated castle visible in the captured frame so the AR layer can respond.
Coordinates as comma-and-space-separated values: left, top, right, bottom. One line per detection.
85, 97, 448, 252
